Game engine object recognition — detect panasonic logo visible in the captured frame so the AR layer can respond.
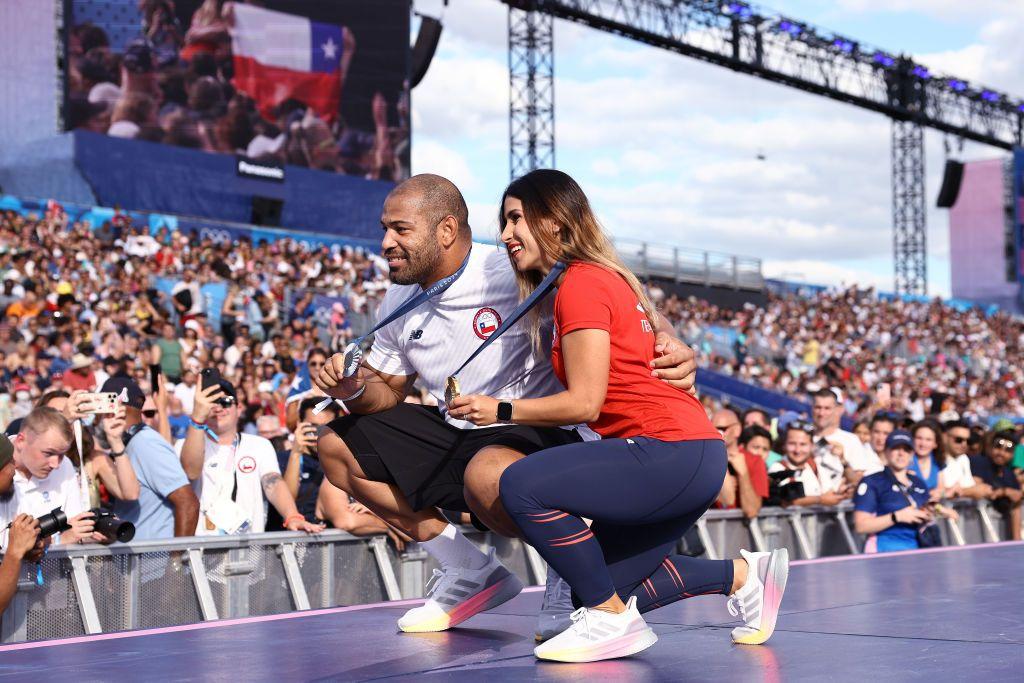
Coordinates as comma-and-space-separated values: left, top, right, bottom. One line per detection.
237, 157, 285, 181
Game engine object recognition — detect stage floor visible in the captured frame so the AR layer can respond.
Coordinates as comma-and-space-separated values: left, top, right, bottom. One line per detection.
1, 543, 1022, 681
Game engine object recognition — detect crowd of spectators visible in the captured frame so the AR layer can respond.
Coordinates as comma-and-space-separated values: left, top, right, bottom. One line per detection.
663, 286, 1024, 420
0, 204, 1021, 562
66, 1, 410, 180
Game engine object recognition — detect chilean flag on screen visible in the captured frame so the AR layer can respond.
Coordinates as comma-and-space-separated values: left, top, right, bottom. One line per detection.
231, 4, 345, 122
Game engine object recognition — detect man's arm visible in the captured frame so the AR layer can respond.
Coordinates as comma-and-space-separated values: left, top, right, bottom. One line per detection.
313, 354, 416, 416
650, 314, 698, 392
728, 450, 763, 519
167, 485, 199, 537
262, 473, 325, 533
180, 384, 223, 480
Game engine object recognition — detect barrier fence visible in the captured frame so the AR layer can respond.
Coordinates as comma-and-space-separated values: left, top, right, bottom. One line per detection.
1, 499, 1015, 644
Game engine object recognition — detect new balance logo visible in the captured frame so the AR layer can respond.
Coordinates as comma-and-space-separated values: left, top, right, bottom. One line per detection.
409, 330, 424, 340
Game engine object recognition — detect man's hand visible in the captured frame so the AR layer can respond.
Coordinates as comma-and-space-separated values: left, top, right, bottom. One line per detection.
726, 447, 748, 476
313, 352, 364, 400
650, 333, 697, 394
292, 422, 317, 454
154, 373, 169, 412
6, 514, 41, 561
819, 491, 846, 506
192, 383, 225, 423
284, 517, 326, 534
63, 512, 100, 544
448, 394, 500, 426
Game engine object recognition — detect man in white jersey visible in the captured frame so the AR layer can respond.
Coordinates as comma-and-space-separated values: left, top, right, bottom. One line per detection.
315, 174, 698, 639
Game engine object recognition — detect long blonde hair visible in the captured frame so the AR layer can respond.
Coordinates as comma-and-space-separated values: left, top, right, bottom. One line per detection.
499, 169, 656, 351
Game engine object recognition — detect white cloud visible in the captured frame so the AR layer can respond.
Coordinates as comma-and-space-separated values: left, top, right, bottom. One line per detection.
410, 0, 1019, 296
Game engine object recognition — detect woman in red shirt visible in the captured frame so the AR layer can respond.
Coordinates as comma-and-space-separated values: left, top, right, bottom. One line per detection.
450, 170, 788, 662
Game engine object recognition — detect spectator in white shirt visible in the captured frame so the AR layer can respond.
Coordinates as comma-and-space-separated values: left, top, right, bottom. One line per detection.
769, 422, 849, 507
941, 420, 990, 500
0, 408, 101, 548
173, 370, 198, 415
177, 378, 324, 535
812, 388, 872, 487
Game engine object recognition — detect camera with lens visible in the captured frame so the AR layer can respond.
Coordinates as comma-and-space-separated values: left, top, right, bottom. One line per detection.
36, 508, 70, 539
89, 508, 136, 543
767, 469, 805, 506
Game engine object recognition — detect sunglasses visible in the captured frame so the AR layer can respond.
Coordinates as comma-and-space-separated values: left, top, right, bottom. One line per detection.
215, 396, 237, 408
788, 420, 815, 434
142, 409, 157, 418
714, 422, 739, 432
308, 361, 325, 368
994, 439, 1016, 451
950, 436, 968, 445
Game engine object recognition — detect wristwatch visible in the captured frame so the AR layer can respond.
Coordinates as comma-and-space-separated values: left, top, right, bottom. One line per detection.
890, 512, 898, 524
496, 401, 514, 422
109, 449, 125, 459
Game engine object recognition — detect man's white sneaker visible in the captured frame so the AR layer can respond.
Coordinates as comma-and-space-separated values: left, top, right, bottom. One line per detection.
533, 596, 658, 663
727, 548, 789, 645
535, 570, 573, 643
397, 548, 523, 633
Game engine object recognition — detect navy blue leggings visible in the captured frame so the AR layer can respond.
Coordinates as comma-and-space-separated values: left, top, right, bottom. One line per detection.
500, 437, 732, 610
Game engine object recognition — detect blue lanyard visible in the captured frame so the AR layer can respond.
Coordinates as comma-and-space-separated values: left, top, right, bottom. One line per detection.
338, 248, 472, 378
360, 248, 471, 346
449, 261, 566, 379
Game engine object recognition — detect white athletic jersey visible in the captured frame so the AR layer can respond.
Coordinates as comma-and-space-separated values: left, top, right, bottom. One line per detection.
366, 245, 567, 429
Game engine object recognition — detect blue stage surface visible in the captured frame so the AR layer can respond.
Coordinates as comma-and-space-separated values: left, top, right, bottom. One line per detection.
1, 543, 1021, 681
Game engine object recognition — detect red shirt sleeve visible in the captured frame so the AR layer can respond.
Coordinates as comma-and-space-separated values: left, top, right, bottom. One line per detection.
555, 265, 616, 336
745, 450, 770, 499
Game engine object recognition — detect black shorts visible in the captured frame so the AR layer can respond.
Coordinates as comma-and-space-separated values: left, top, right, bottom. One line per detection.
327, 403, 583, 512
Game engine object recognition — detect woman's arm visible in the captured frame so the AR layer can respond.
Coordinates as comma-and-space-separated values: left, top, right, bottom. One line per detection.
91, 454, 141, 501
449, 328, 610, 427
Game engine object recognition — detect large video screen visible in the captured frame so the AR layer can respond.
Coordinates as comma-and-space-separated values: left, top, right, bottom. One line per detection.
66, 0, 410, 181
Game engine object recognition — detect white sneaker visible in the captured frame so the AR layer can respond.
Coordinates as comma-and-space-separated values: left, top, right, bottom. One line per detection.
727, 548, 789, 645
397, 548, 523, 633
533, 596, 658, 663
535, 570, 573, 643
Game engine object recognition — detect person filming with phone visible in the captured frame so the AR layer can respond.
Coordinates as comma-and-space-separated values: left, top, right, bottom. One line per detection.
178, 370, 325, 535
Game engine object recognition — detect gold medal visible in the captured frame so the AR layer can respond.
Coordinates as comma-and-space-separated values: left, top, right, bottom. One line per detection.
445, 376, 461, 405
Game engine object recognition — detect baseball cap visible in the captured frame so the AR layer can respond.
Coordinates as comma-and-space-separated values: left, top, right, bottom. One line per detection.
991, 418, 1016, 433
0, 434, 12, 469
70, 353, 92, 370
100, 377, 145, 410
885, 430, 913, 451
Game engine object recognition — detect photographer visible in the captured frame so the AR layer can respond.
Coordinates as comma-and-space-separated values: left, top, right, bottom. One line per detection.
0, 514, 44, 616
768, 421, 850, 507
0, 407, 99, 547
854, 430, 957, 553
105, 378, 199, 539
178, 377, 324, 535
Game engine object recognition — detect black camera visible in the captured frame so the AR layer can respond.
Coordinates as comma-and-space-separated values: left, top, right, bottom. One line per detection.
89, 508, 136, 543
767, 469, 805, 505
36, 507, 70, 539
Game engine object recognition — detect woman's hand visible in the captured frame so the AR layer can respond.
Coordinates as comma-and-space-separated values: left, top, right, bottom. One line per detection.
894, 506, 931, 525
448, 394, 500, 426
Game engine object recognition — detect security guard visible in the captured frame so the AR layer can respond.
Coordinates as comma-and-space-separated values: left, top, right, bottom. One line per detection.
853, 430, 933, 553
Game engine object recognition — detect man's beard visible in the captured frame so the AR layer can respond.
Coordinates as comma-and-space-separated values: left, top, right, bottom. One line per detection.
388, 243, 441, 286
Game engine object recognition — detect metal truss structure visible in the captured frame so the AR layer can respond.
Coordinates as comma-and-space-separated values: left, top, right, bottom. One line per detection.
503, 0, 1024, 294
508, 6, 555, 178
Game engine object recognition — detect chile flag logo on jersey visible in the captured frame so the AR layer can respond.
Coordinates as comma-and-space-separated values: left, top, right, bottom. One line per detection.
473, 307, 502, 339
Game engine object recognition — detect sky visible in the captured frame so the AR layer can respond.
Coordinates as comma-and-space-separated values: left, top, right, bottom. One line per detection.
408, 0, 1024, 297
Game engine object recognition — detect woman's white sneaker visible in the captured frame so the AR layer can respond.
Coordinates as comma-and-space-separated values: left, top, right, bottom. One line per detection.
727, 548, 789, 645
534, 596, 658, 663
397, 548, 523, 633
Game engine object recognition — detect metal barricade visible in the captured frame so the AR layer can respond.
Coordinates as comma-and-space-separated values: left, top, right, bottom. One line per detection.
1, 500, 1018, 643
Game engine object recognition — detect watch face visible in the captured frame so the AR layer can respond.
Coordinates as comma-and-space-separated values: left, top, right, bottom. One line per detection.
497, 402, 513, 421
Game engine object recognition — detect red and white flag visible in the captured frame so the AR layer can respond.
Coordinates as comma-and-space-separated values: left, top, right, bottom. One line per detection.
230, 4, 346, 122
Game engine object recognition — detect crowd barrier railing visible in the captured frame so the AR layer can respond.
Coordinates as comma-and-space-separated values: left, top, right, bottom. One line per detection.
1, 499, 1014, 644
